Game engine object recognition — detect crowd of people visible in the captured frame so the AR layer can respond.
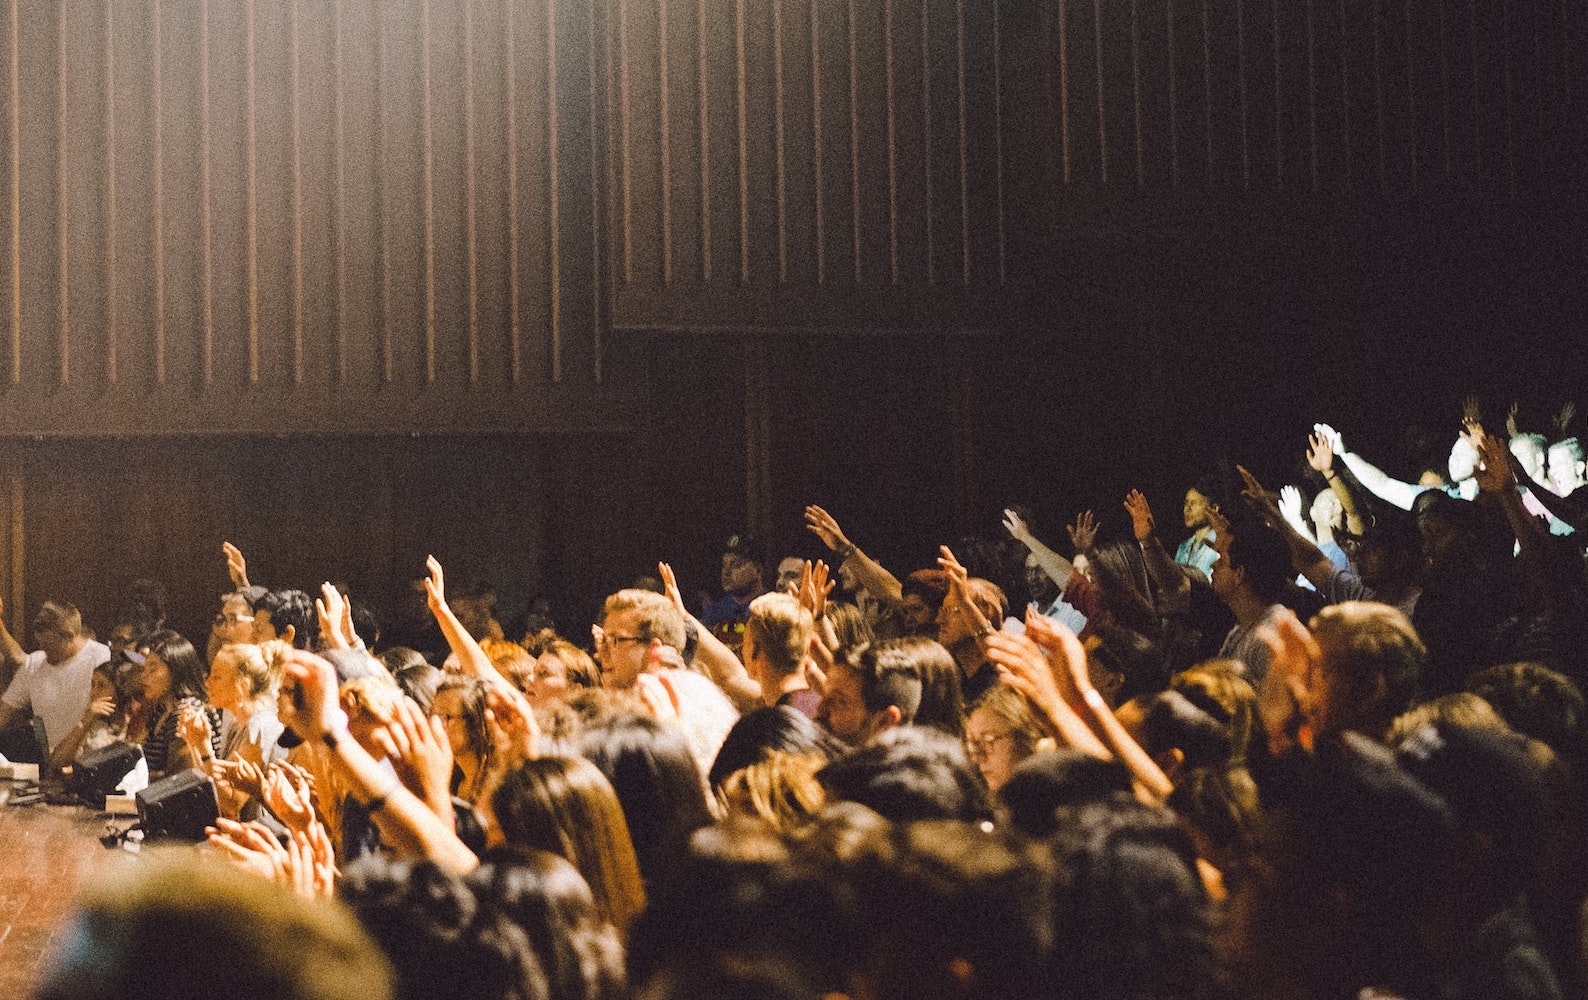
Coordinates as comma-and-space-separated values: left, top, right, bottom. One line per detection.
3, 397, 1587, 1000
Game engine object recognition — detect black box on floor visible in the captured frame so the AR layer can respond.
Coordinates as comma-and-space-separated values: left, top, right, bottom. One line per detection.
71, 742, 143, 809
136, 768, 218, 841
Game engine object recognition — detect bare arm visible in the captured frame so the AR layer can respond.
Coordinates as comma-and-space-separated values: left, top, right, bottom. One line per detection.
1307, 431, 1367, 536
1001, 509, 1075, 591
804, 505, 905, 606
423, 556, 509, 689
282, 650, 478, 874
1123, 491, 1191, 612
0, 599, 26, 679
1237, 466, 1336, 588
659, 562, 762, 712
1334, 446, 1426, 512
1475, 431, 1556, 611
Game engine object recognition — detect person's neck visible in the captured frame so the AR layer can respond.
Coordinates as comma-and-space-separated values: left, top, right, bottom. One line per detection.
728, 584, 765, 602
774, 671, 808, 698
1314, 523, 1336, 546
47, 636, 87, 665
231, 695, 272, 725
1193, 525, 1214, 542
1225, 587, 1270, 628
948, 635, 989, 676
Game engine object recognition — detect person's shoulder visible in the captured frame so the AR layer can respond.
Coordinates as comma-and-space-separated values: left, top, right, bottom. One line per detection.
81, 641, 111, 665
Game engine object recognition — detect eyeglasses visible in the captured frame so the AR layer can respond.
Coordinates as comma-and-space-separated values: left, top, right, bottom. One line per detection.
599, 632, 646, 649
214, 613, 255, 626
964, 731, 1015, 756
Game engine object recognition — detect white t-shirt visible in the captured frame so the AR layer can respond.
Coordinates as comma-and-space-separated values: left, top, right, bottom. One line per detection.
2, 640, 111, 751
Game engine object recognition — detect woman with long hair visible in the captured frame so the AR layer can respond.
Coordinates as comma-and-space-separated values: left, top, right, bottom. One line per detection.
136, 629, 221, 777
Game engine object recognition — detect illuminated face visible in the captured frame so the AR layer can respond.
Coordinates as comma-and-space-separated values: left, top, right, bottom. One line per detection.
1510, 437, 1547, 483
775, 558, 804, 595
140, 652, 172, 703
817, 663, 872, 745
525, 652, 569, 709
964, 705, 1023, 792
1183, 490, 1213, 530
721, 553, 763, 595
431, 688, 470, 757
1447, 436, 1480, 483
597, 608, 650, 690
1310, 490, 1343, 532
900, 592, 935, 630
213, 596, 255, 646
205, 651, 244, 712
1547, 443, 1587, 496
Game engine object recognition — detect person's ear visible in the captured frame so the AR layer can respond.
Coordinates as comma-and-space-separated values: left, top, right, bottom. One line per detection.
281, 624, 296, 645
870, 705, 903, 735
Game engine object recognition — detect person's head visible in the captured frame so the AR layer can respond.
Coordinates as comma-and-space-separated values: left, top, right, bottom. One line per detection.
964, 684, 1043, 792
997, 749, 1135, 839
1210, 520, 1291, 606
1234, 734, 1457, 1000
709, 705, 847, 789
1546, 436, 1587, 495
1169, 659, 1258, 763
1305, 602, 1426, 741
817, 726, 993, 823
935, 578, 1007, 647
254, 589, 315, 649
433, 677, 492, 764
1447, 433, 1481, 482
774, 557, 805, 595
37, 854, 393, 1000
490, 755, 647, 935
716, 751, 829, 831
32, 600, 86, 662
481, 638, 536, 693
1183, 487, 1217, 530
1339, 509, 1425, 591
894, 636, 966, 739
1046, 794, 1221, 1000
207, 642, 281, 714
578, 713, 715, 890
822, 601, 876, 656
1464, 661, 1585, 763
899, 573, 946, 634
1309, 489, 1343, 532
598, 590, 686, 690
466, 853, 627, 1000
817, 641, 925, 746
337, 856, 544, 1000
524, 638, 598, 709
721, 534, 765, 598
138, 629, 209, 706
1509, 432, 1549, 483
212, 592, 257, 648
391, 660, 443, 713
744, 592, 815, 700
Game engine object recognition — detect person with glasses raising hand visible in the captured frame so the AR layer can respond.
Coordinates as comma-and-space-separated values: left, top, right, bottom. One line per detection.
963, 683, 1044, 793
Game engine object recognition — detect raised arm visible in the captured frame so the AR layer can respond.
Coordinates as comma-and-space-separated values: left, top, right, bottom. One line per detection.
659, 561, 762, 712
1001, 509, 1075, 591
983, 626, 1111, 760
1306, 430, 1366, 535
423, 556, 508, 689
1317, 422, 1427, 512
281, 650, 478, 874
0, 597, 26, 694
804, 505, 904, 606
1122, 491, 1190, 612
1237, 466, 1336, 589
1473, 429, 1556, 610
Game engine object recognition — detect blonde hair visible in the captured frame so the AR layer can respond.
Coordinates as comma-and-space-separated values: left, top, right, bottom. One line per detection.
216, 641, 287, 699
746, 592, 815, 677
601, 589, 686, 652
481, 637, 535, 689
716, 751, 827, 832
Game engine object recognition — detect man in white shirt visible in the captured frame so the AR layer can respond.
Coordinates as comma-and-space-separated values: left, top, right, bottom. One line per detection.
0, 599, 111, 758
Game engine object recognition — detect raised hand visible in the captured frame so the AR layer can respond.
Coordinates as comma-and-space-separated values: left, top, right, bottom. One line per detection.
1506, 401, 1521, 438
176, 702, 214, 758
1474, 428, 1518, 495
937, 545, 993, 638
423, 555, 447, 613
1552, 401, 1576, 437
1278, 485, 1307, 531
658, 562, 689, 619
207, 817, 290, 883
804, 504, 852, 553
263, 762, 317, 833
371, 697, 455, 816
316, 583, 352, 650
797, 559, 834, 620
483, 682, 541, 771
214, 756, 266, 802
1461, 393, 1483, 431
223, 541, 251, 590
1065, 510, 1098, 554
984, 627, 1065, 721
1312, 422, 1344, 454
1001, 508, 1034, 545
279, 649, 349, 741
1122, 490, 1155, 542
1306, 431, 1336, 474
1207, 505, 1233, 556
1254, 609, 1319, 754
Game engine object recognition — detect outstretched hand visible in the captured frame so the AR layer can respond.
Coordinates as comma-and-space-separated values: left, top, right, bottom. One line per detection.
1552, 401, 1576, 437
423, 555, 447, 613
1122, 490, 1155, 542
1001, 508, 1033, 545
797, 560, 834, 620
804, 505, 851, 553
1312, 423, 1344, 454
1306, 431, 1335, 474
658, 562, 689, 619
1473, 428, 1518, 495
316, 583, 353, 650
1066, 510, 1098, 553
223, 541, 250, 590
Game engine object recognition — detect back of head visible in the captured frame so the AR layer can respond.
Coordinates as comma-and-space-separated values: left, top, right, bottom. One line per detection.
578, 713, 714, 889
997, 749, 1135, 839
34, 599, 85, 639
817, 726, 992, 823
709, 705, 846, 789
601, 589, 686, 652
746, 593, 814, 678
1465, 661, 1586, 764
1170, 660, 1257, 762
337, 856, 546, 1000
1309, 601, 1426, 735
38, 853, 393, 1000
884, 636, 965, 738
850, 640, 927, 722
467, 852, 626, 1000
1223, 519, 1293, 604
1045, 793, 1220, 1000
260, 589, 317, 650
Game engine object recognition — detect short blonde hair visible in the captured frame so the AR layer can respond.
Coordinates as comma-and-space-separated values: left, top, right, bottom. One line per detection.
746, 592, 814, 677
601, 589, 686, 652
216, 641, 287, 699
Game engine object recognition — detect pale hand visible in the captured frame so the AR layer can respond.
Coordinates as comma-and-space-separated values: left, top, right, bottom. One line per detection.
804, 505, 851, 552
1001, 508, 1033, 544
223, 541, 251, 590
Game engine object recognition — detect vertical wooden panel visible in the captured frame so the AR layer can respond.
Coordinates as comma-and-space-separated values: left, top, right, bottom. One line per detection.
812, 0, 825, 283
504, 0, 520, 382
201, 0, 214, 385
420, 0, 436, 383
549, 0, 563, 380
290, 0, 304, 385
55, 0, 68, 388
658, 0, 672, 283
698, 0, 711, 281
463, 0, 479, 382
885, 0, 898, 279
6, 0, 16, 385
244, 0, 259, 384
103, 0, 117, 386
